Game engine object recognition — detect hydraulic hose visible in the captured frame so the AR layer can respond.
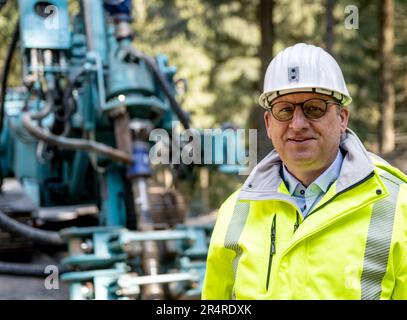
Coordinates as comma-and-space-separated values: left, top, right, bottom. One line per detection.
0, 209, 65, 246
0, 19, 19, 134
31, 90, 54, 121
0, 261, 69, 277
22, 112, 133, 164
123, 47, 190, 130
62, 67, 86, 121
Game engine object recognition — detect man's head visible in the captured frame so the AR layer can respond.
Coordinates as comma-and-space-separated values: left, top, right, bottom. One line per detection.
260, 43, 351, 179
264, 92, 349, 176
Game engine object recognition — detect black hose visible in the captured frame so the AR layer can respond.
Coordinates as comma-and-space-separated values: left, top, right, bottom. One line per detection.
0, 209, 65, 246
0, 18, 19, 134
123, 47, 191, 130
61, 67, 85, 122
0, 261, 69, 277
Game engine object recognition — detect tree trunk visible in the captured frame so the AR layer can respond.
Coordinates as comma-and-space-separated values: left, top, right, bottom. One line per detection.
248, 0, 275, 162
326, 0, 334, 54
379, 0, 395, 154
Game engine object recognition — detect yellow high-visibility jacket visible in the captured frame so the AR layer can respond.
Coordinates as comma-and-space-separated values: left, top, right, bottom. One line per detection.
202, 129, 407, 300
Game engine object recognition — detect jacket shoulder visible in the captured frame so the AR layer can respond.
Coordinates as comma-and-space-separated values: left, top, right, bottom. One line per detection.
369, 152, 407, 185
220, 188, 242, 210
208, 188, 246, 247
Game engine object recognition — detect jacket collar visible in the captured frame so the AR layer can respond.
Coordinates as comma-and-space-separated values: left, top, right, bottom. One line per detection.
282, 149, 343, 195
238, 128, 375, 201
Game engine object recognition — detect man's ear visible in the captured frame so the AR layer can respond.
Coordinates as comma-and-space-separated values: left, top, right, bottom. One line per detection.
264, 111, 272, 139
339, 107, 349, 134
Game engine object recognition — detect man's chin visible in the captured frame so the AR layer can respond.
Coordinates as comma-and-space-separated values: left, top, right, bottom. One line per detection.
283, 154, 318, 167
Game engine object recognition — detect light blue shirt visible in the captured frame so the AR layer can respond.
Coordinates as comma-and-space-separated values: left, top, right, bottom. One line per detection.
282, 150, 344, 218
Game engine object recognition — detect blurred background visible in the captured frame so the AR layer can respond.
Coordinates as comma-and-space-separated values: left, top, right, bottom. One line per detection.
0, 0, 406, 300
1, 0, 406, 214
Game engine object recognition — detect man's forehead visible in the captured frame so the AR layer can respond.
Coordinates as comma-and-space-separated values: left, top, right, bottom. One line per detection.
272, 92, 333, 103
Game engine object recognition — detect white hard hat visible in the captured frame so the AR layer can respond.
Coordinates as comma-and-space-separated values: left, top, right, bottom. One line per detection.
259, 43, 352, 109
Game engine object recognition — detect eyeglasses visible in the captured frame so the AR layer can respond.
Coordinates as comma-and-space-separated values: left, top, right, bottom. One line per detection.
267, 98, 342, 122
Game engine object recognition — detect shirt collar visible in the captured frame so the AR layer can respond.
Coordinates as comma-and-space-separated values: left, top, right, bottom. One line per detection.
282, 149, 344, 195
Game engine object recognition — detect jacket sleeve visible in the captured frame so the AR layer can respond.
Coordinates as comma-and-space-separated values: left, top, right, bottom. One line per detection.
391, 185, 407, 300
201, 191, 240, 300
392, 246, 407, 299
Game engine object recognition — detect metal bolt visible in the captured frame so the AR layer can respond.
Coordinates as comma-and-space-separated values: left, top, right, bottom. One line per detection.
80, 240, 93, 253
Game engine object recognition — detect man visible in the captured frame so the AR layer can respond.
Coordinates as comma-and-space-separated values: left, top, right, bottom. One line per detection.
202, 43, 407, 300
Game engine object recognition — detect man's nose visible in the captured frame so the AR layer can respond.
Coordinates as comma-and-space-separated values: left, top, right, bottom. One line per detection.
288, 105, 310, 130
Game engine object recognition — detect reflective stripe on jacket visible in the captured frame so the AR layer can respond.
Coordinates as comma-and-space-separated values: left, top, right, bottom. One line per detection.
202, 129, 407, 300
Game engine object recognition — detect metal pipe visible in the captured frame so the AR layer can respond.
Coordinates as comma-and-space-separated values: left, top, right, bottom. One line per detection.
111, 107, 132, 155
81, 0, 108, 63
22, 112, 133, 164
133, 176, 165, 299
135, 178, 153, 228
140, 240, 165, 299
30, 90, 53, 121
118, 272, 198, 287
82, 0, 95, 52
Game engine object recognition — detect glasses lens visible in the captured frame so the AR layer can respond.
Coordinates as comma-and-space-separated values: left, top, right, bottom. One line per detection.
272, 102, 295, 121
303, 99, 327, 119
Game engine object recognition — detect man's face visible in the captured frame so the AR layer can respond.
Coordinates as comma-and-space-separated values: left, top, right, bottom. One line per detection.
264, 92, 349, 173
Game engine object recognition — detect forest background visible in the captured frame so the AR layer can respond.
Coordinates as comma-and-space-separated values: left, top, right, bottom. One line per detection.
1, 0, 406, 214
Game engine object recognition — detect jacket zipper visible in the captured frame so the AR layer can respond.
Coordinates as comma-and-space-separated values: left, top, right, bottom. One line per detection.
281, 171, 377, 258
294, 210, 300, 232
304, 171, 375, 221
266, 214, 276, 291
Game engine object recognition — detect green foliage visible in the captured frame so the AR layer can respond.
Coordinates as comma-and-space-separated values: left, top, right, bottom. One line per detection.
133, 0, 261, 129
0, 0, 21, 87
1, 0, 406, 210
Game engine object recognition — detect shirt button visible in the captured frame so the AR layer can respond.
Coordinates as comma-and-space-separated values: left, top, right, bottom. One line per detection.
300, 190, 305, 195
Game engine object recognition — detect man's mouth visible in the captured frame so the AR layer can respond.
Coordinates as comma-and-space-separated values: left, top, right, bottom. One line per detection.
287, 137, 315, 143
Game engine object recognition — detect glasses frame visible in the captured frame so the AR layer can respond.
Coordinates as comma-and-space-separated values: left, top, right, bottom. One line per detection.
267, 98, 343, 122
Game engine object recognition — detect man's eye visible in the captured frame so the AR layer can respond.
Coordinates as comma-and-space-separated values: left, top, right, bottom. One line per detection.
275, 105, 294, 112
280, 108, 292, 113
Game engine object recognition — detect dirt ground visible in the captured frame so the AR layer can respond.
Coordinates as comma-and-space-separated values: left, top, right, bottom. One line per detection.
0, 251, 69, 300
0, 274, 69, 300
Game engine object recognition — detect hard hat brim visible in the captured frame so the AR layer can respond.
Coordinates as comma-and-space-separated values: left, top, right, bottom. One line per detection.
259, 87, 352, 109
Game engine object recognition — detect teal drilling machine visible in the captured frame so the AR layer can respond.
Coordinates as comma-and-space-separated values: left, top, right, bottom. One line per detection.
0, 0, 247, 299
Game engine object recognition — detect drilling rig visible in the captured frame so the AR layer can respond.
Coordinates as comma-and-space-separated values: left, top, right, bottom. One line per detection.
0, 0, 248, 299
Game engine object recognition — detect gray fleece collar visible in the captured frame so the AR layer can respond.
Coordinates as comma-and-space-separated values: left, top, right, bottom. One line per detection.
238, 128, 375, 201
